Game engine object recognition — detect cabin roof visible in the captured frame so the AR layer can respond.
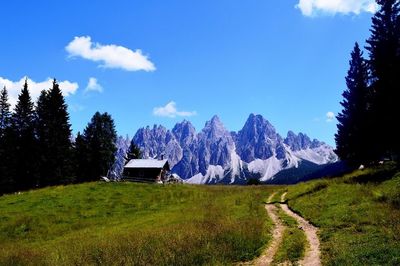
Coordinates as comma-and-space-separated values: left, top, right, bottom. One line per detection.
124, 159, 169, 169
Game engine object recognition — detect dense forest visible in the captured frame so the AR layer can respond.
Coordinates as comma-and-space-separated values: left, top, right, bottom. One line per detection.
0, 79, 118, 195
336, 0, 400, 166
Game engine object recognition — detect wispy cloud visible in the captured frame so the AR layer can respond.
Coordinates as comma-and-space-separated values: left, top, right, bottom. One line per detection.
0, 76, 78, 107
153, 101, 197, 118
326, 111, 335, 122
69, 103, 85, 112
296, 0, 378, 16
85, 77, 103, 93
66, 36, 156, 72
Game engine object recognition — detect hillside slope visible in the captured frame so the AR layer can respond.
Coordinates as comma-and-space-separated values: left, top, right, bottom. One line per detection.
285, 164, 400, 265
1, 165, 399, 265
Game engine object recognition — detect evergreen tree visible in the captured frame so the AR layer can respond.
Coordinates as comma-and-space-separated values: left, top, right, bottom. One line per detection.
12, 79, 38, 190
0, 86, 11, 136
366, 0, 400, 160
335, 43, 370, 165
74, 132, 89, 183
79, 112, 117, 182
126, 141, 142, 161
36, 80, 73, 186
0, 86, 15, 194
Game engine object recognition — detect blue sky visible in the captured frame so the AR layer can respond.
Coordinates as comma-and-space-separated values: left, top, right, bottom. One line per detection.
0, 0, 377, 146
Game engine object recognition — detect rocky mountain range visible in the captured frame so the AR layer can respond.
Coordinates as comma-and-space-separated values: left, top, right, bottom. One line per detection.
113, 114, 338, 184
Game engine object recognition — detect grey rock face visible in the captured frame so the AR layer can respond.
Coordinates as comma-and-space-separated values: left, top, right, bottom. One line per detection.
110, 135, 131, 179
284, 131, 324, 151
132, 125, 183, 167
235, 114, 285, 162
197, 115, 235, 173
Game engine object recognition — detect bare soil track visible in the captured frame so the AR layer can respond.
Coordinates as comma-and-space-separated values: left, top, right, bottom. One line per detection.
241, 192, 321, 266
251, 193, 286, 265
280, 192, 321, 266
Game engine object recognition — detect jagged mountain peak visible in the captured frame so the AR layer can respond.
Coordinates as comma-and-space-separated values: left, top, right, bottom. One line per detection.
173, 119, 196, 132
204, 115, 224, 129
236, 113, 282, 162
241, 113, 277, 138
202, 115, 230, 139
172, 120, 197, 146
210, 114, 222, 123
311, 139, 323, 148
284, 131, 319, 151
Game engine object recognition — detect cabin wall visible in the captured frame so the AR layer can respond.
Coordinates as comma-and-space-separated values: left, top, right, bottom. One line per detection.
123, 168, 162, 182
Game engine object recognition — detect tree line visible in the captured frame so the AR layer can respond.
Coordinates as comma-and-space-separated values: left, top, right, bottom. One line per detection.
336, 0, 400, 166
0, 79, 117, 195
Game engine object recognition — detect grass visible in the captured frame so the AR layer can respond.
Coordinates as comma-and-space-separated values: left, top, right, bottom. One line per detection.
273, 206, 307, 265
286, 163, 400, 265
268, 188, 287, 203
2, 164, 400, 265
0, 182, 276, 265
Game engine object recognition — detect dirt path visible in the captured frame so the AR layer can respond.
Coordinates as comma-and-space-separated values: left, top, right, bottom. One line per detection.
280, 193, 321, 266
241, 192, 321, 266
250, 192, 285, 266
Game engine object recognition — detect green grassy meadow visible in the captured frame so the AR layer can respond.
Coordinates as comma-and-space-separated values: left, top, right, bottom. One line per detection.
286, 164, 400, 265
0, 183, 275, 265
1, 164, 400, 265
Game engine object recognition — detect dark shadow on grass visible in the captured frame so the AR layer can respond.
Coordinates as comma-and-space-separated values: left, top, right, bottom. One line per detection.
345, 164, 398, 184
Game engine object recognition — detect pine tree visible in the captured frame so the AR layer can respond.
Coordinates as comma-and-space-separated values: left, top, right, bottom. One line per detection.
0, 86, 15, 194
12, 79, 38, 190
126, 141, 142, 161
0, 86, 11, 136
366, 0, 400, 160
74, 132, 89, 183
79, 112, 117, 182
335, 43, 370, 165
36, 79, 73, 186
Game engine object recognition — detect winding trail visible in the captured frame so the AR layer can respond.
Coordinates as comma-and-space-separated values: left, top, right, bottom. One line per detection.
280, 193, 321, 266
242, 192, 321, 266
250, 192, 285, 266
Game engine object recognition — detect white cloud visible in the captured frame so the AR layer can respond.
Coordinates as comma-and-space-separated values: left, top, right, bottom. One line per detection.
85, 77, 103, 93
66, 36, 156, 72
153, 101, 197, 118
0, 76, 78, 107
326, 111, 335, 122
296, 0, 378, 16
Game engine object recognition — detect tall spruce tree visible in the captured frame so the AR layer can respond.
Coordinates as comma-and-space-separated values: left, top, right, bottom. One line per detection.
0, 86, 11, 136
36, 79, 73, 186
78, 112, 117, 182
12, 79, 38, 190
73, 132, 88, 183
366, 0, 400, 160
335, 43, 370, 165
0, 86, 15, 194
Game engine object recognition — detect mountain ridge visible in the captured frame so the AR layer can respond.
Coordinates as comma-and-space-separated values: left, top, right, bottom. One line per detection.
115, 114, 338, 184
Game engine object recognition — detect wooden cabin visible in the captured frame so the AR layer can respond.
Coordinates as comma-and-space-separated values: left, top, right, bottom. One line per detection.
123, 159, 170, 183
